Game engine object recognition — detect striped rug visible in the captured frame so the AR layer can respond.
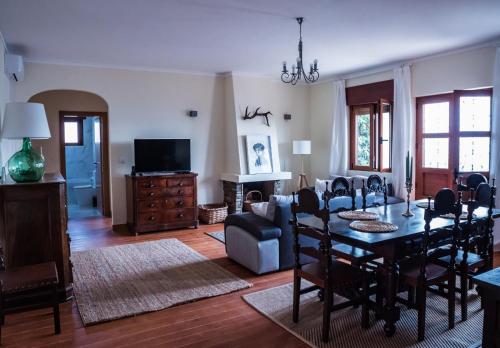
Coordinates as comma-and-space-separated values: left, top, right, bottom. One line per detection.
243, 282, 482, 347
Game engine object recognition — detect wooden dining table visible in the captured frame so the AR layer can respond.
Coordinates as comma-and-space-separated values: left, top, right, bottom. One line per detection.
298, 200, 500, 337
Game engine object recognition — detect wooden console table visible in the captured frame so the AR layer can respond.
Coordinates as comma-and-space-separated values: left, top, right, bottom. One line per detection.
473, 267, 500, 348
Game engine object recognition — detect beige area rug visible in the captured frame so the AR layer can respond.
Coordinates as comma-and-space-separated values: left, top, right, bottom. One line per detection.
72, 238, 252, 325
243, 282, 483, 348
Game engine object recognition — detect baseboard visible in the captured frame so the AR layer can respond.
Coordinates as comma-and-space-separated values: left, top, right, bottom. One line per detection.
112, 223, 129, 234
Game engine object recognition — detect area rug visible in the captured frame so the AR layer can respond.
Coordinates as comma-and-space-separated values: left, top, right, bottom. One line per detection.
243, 282, 483, 348
205, 231, 225, 244
71, 238, 251, 325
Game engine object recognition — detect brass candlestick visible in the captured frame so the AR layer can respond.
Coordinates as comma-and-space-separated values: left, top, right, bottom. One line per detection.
402, 178, 414, 217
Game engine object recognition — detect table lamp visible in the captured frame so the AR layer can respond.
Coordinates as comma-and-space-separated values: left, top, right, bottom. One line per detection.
2, 102, 51, 182
293, 140, 311, 189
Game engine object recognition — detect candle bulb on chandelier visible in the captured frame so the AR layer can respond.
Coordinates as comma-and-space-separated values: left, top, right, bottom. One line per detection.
309, 63, 313, 74
292, 64, 296, 74
282, 61, 287, 73
314, 59, 318, 70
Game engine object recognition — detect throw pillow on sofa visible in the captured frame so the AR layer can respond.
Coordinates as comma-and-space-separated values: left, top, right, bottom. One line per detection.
314, 178, 333, 192
266, 194, 294, 221
251, 202, 269, 219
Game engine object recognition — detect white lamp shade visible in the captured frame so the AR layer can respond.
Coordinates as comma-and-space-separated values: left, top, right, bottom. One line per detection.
2, 102, 51, 139
293, 140, 311, 155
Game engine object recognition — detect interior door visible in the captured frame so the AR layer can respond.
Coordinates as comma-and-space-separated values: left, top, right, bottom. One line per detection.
416, 94, 454, 198
93, 117, 104, 214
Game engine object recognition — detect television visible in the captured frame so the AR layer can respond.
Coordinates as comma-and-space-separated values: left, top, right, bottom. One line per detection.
134, 139, 191, 173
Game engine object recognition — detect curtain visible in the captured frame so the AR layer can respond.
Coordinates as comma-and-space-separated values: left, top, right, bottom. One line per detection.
490, 47, 500, 250
392, 65, 413, 199
328, 80, 348, 176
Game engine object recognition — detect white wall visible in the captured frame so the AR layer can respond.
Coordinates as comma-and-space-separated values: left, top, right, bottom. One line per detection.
13, 62, 226, 226
310, 46, 497, 182
0, 36, 16, 165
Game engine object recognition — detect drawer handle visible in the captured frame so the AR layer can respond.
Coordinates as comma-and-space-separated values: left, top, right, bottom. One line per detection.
177, 213, 184, 219
149, 203, 156, 208
148, 192, 155, 197
177, 189, 182, 194
179, 182, 184, 187
149, 216, 156, 221
177, 201, 184, 206
148, 184, 156, 188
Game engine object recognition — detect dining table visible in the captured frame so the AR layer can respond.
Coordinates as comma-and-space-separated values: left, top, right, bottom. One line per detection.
298, 200, 500, 337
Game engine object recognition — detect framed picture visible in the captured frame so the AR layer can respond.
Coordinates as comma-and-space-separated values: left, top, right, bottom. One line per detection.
246, 135, 273, 174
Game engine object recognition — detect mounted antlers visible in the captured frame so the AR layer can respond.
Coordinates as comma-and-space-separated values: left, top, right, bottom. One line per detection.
242, 106, 272, 127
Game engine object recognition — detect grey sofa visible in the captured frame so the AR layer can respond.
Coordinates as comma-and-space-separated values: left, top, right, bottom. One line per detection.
224, 193, 375, 274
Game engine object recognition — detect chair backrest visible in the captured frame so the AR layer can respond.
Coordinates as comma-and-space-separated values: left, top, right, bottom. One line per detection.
457, 173, 487, 192
476, 182, 492, 207
420, 190, 462, 278
291, 189, 332, 267
362, 175, 387, 209
433, 188, 456, 215
322, 177, 355, 213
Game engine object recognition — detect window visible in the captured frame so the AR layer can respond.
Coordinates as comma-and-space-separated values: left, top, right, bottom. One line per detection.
63, 116, 84, 146
349, 100, 392, 172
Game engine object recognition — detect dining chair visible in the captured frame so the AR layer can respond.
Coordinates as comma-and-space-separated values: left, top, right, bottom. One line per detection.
323, 181, 377, 267
361, 175, 387, 210
323, 177, 355, 213
291, 188, 372, 343
456, 173, 487, 200
398, 189, 460, 342
436, 181, 496, 321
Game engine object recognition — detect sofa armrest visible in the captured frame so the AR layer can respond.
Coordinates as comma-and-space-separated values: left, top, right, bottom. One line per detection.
225, 213, 281, 241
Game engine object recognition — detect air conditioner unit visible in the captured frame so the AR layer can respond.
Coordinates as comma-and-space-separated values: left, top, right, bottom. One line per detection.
4, 54, 24, 82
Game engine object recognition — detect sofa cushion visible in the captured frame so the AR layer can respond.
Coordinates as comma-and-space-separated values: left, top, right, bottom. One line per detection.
266, 194, 294, 221
225, 213, 281, 241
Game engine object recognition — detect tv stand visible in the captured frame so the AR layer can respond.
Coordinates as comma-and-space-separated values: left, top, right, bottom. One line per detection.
126, 172, 198, 235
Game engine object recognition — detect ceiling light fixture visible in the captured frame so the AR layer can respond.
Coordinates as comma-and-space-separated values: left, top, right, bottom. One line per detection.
281, 17, 319, 85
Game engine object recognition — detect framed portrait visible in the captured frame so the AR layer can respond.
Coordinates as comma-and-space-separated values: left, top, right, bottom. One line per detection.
246, 135, 273, 174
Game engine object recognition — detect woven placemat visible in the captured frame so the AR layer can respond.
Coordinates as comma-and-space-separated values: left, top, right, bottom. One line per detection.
338, 211, 379, 221
349, 220, 398, 233
440, 212, 476, 220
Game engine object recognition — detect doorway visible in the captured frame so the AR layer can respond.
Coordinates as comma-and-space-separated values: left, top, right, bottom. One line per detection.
59, 111, 111, 219
415, 88, 492, 198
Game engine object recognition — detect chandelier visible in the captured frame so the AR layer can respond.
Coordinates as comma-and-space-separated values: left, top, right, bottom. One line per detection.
281, 17, 319, 85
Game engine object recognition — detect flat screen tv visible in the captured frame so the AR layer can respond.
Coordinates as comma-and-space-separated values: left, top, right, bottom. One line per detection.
134, 139, 191, 173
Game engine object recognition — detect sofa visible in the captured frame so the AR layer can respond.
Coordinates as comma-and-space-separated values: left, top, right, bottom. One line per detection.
224, 191, 375, 274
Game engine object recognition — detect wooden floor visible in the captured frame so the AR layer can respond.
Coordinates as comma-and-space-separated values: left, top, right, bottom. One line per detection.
1, 217, 306, 348
2, 217, 500, 347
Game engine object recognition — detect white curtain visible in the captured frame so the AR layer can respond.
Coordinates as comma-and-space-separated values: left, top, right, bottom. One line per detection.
328, 80, 348, 176
490, 47, 500, 250
392, 65, 413, 199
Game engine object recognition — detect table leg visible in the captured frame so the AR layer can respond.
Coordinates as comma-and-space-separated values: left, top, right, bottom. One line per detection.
383, 259, 400, 337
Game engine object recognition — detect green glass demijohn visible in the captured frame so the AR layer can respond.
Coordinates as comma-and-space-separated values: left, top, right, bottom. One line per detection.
7, 137, 46, 182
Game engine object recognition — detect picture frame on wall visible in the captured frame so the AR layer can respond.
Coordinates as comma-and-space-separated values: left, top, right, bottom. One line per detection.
246, 135, 273, 174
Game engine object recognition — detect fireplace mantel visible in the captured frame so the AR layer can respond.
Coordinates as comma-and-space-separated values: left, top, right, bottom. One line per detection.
220, 172, 292, 183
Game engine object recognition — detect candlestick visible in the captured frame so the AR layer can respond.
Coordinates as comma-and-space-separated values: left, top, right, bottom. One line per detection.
402, 178, 414, 217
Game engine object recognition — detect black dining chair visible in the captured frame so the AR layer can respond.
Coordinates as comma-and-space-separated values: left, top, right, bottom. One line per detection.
291, 188, 372, 343
322, 180, 377, 267
398, 189, 460, 342
361, 175, 388, 210
322, 177, 355, 213
436, 181, 496, 321
456, 173, 487, 200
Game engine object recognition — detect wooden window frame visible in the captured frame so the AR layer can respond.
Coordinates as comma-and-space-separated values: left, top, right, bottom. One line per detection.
349, 101, 393, 172
63, 116, 84, 146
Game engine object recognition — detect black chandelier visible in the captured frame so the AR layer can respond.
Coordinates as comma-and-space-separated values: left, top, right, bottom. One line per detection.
281, 17, 319, 85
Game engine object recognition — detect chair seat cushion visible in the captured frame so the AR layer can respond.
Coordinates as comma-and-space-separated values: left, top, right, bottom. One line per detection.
299, 260, 369, 288
225, 213, 281, 241
0, 262, 58, 294
439, 250, 484, 267
399, 259, 448, 285
332, 243, 376, 264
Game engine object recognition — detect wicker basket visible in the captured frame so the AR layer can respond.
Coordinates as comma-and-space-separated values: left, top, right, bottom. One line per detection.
198, 203, 228, 224
243, 190, 263, 213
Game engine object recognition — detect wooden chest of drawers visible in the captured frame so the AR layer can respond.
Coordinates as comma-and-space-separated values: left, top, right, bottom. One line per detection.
126, 173, 198, 234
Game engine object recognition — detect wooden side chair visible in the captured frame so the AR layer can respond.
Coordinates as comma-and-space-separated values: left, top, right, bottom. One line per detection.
361, 175, 387, 210
0, 262, 61, 343
291, 188, 372, 343
322, 182, 377, 267
398, 189, 459, 342
436, 181, 496, 321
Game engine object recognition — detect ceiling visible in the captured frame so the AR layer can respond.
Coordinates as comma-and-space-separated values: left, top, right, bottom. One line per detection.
1, 0, 500, 78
